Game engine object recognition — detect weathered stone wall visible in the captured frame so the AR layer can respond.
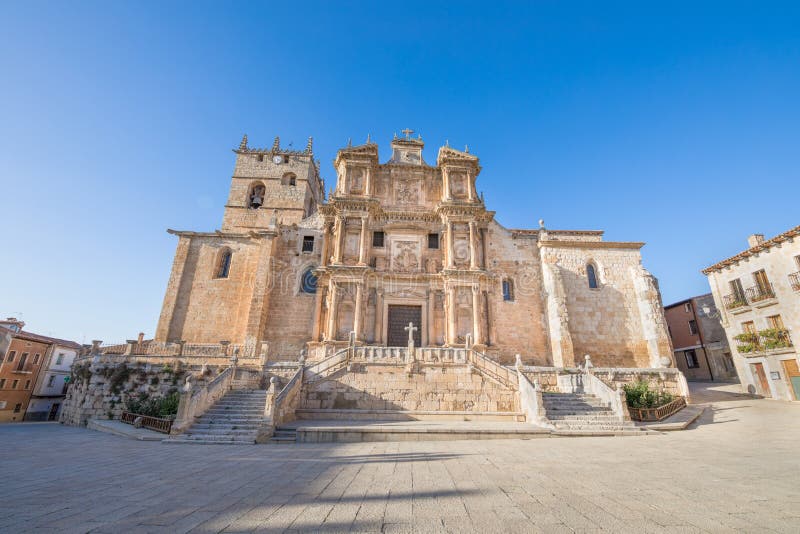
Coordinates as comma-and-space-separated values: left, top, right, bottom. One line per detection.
60, 359, 195, 427
262, 225, 321, 361
155, 235, 273, 345
302, 364, 518, 412
540, 243, 657, 368
484, 223, 550, 365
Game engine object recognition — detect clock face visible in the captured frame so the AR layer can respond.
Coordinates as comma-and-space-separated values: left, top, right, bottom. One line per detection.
272, 155, 282, 164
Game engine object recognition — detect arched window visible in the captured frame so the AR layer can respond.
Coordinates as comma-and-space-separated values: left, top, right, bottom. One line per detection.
216, 249, 232, 279
502, 278, 514, 301
248, 182, 266, 209
300, 267, 317, 294
282, 173, 297, 186
587, 263, 598, 289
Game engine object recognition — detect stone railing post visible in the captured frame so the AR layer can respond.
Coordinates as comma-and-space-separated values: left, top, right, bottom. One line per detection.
584, 354, 593, 371
515, 354, 522, 370
124, 340, 137, 356
220, 340, 230, 357
264, 377, 278, 418
229, 352, 238, 390
91, 340, 102, 356
616, 383, 631, 421
348, 331, 356, 361
171, 376, 195, 435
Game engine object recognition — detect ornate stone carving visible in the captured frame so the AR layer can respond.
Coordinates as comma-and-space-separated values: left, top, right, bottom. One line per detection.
396, 180, 419, 204
393, 241, 420, 272
349, 168, 364, 194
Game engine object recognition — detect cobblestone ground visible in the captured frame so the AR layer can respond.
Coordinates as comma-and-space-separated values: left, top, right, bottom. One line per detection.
1, 383, 799, 533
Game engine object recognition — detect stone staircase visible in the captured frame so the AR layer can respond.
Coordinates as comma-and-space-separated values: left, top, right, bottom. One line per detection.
269, 426, 297, 444
542, 392, 640, 434
167, 389, 267, 444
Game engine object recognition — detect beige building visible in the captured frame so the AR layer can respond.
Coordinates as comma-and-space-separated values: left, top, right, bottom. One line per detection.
154, 132, 673, 369
703, 227, 800, 401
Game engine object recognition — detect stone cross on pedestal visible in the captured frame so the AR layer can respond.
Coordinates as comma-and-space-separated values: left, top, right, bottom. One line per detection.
404, 322, 418, 363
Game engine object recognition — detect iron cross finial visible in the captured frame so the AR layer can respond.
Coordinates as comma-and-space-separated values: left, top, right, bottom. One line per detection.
401, 128, 414, 139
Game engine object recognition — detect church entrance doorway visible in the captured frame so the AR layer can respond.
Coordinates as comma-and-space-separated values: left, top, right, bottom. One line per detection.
387, 305, 422, 347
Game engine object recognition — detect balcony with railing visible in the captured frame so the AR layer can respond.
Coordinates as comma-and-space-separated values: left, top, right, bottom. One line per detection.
790, 271, 800, 291
723, 292, 749, 310
745, 283, 776, 304
734, 329, 793, 355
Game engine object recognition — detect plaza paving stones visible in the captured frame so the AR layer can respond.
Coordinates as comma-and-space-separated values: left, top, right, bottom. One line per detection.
1, 383, 798, 533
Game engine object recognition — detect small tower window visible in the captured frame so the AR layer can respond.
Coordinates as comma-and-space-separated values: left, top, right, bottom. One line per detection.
248, 183, 265, 209
216, 249, 232, 279
587, 263, 598, 289
302, 235, 314, 253
282, 173, 297, 186
428, 233, 439, 249
289, 177, 296, 186
502, 279, 514, 301
372, 231, 385, 248
301, 268, 318, 294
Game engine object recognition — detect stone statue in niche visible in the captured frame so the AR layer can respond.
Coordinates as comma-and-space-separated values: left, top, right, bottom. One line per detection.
426, 257, 439, 273
396, 181, 418, 204
349, 168, 364, 194
393, 241, 419, 272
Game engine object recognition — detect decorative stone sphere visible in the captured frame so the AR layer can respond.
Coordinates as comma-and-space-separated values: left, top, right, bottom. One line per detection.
659, 356, 672, 368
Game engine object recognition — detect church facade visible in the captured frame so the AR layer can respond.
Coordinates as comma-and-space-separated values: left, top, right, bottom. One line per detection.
154, 132, 673, 368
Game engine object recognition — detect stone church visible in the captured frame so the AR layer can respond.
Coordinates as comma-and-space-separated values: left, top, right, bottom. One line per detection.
154, 132, 673, 368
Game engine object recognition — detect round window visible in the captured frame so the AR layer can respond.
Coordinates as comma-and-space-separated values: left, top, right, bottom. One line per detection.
301, 268, 317, 294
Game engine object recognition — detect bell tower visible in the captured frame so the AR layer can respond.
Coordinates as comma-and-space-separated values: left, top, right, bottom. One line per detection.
221, 135, 325, 230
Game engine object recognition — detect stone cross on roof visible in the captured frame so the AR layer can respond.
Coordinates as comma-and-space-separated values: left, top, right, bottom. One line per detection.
401, 128, 414, 139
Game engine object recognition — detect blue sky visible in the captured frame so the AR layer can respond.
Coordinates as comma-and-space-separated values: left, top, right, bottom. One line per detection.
1, 1, 798, 343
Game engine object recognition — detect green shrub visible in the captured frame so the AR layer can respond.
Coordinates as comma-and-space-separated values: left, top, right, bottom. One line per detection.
125, 391, 180, 419
622, 381, 674, 409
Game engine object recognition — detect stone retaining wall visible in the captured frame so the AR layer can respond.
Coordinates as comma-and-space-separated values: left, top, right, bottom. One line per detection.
302, 364, 518, 412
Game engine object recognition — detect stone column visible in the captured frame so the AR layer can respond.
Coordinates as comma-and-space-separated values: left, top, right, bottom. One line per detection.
426, 290, 434, 346
326, 281, 339, 340
468, 222, 477, 270
353, 282, 364, 341
312, 284, 325, 341
447, 287, 457, 345
374, 289, 384, 344
365, 168, 372, 197
358, 216, 368, 265
320, 222, 331, 267
466, 171, 475, 202
446, 221, 454, 268
442, 168, 452, 201
471, 285, 482, 345
333, 217, 344, 264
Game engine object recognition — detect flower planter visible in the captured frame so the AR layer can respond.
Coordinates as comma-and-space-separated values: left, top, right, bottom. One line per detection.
627, 397, 686, 422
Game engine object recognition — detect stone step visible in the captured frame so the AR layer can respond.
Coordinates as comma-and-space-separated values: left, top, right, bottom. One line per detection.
186, 425, 259, 434
166, 437, 256, 445
203, 408, 264, 417
547, 415, 623, 421
206, 403, 265, 408
553, 425, 638, 432
295, 409, 526, 422
186, 429, 258, 436
195, 419, 264, 426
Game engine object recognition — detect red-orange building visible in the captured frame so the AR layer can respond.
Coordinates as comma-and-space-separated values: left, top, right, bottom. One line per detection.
0, 331, 50, 422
